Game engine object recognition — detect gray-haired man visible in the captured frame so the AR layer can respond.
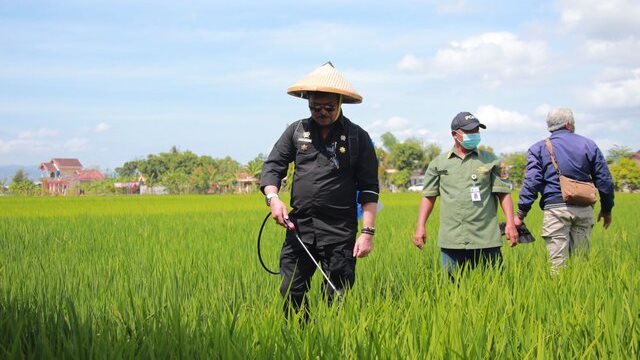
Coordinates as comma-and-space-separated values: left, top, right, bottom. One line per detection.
515, 108, 614, 272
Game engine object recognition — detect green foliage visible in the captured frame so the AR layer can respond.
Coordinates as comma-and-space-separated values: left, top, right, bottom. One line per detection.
8, 180, 39, 196
380, 131, 399, 151
390, 169, 411, 190
421, 142, 441, 170
115, 160, 139, 177
189, 165, 214, 194
281, 162, 295, 192
390, 138, 425, 171
213, 156, 241, 186
245, 153, 266, 179
502, 152, 528, 188
81, 179, 117, 195
376, 136, 441, 191
8, 169, 39, 196
389, 138, 442, 172
11, 168, 31, 183
161, 170, 192, 194
609, 158, 640, 190
113, 147, 247, 194
0, 194, 638, 358
478, 144, 494, 155
606, 145, 634, 164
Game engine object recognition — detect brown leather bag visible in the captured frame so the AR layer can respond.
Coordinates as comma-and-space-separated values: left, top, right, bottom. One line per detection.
545, 138, 597, 206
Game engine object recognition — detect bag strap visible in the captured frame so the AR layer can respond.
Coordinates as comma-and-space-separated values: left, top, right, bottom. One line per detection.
348, 122, 359, 168
291, 119, 306, 154
544, 138, 562, 176
293, 118, 360, 168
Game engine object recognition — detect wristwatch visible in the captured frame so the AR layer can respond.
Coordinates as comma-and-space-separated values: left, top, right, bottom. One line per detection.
265, 193, 279, 206
361, 226, 375, 236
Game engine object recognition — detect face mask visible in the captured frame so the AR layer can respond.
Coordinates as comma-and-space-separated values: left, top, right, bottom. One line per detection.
457, 131, 481, 150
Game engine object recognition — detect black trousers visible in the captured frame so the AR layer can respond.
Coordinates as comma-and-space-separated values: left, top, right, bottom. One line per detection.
279, 234, 356, 316
441, 247, 503, 281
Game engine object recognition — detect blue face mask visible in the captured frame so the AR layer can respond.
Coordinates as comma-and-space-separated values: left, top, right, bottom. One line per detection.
458, 132, 481, 150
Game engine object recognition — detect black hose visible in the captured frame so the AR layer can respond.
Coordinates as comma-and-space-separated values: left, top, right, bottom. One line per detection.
257, 212, 280, 275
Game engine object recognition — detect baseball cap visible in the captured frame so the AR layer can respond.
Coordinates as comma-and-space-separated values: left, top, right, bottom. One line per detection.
451, 112, 486, 131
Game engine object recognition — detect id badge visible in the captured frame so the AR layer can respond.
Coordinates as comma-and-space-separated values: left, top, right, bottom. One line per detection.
470, 186, 481, 202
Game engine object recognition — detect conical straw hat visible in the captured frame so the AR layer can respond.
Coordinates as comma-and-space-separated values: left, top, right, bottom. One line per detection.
287, 62, 363, 104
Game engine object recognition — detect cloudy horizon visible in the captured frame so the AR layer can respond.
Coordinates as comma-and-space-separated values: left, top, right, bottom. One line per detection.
1, 0, 638, 170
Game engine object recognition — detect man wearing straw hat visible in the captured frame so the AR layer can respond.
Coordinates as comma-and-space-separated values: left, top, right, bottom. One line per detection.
260, 62, 379, 317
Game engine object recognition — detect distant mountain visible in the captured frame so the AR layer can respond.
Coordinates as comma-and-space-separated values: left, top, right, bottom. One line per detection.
0, 165, 41, 183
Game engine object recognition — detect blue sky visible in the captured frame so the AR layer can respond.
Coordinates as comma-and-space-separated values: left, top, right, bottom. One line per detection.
1, 0, 639, 170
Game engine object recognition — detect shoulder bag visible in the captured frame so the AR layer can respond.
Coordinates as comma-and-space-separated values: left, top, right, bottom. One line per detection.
545, 138, 597, 206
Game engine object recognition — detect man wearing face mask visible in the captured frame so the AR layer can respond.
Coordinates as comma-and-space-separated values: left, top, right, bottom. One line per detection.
260, 62, 379, 318
413, 111, 519, 279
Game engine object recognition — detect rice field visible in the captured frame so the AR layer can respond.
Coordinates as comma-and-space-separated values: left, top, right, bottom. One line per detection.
0, 193, 638, 359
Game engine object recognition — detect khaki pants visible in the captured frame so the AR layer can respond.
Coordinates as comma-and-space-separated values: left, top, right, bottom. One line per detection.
541, 205, 594, 272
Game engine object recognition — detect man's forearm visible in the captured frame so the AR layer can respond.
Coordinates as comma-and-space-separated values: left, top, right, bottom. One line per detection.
499, 193, 515, 225
361, 202, 377, 228
263, 185, 278, 195
417, 196, 436, 228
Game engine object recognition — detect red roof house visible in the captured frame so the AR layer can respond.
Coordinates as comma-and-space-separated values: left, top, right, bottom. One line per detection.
39, 158, 84, 179
39, 158, 104, 195
236, 172, 259, 194
76, 169, 105, 182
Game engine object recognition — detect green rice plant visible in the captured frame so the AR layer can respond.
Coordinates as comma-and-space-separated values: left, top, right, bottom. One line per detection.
0, 193, 637, 358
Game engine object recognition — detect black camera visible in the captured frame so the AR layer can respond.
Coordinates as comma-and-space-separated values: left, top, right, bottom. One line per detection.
499, 222, 535, 243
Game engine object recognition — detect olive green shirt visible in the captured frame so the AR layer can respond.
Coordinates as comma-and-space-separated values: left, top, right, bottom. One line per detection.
422, 148, 512, 249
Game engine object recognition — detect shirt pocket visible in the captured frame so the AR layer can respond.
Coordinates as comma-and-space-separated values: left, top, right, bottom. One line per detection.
295, 140, 315, 156
474, 165, 492, 185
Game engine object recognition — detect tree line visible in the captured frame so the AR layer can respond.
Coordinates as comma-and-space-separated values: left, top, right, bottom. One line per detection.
2, 143, 638, 196
114, 146, 265, 194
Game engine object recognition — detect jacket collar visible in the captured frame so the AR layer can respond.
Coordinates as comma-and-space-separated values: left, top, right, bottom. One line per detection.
447, 146, 478, 159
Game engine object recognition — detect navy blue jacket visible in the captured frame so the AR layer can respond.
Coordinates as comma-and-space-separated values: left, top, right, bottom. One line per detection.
517, 129, 614, 217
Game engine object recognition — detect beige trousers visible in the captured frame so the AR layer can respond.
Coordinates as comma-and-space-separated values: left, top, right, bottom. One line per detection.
541, 205, 595, 272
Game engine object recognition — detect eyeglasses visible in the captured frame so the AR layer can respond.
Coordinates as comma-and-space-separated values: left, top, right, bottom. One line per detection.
309, 104, 337, 113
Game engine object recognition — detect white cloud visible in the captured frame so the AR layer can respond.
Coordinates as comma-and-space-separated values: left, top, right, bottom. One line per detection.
398, 32, 549, 85
560, 0, 640, 39
397, 55, 425, 72
585, 37, 640, 66
267, 22, 384, 53
0, 128, 92, 155
371, 116, 410, 131
534, 104, 552, 117
590, 138, 618, 152
368, 116, 432, 143
96, 122, 111, 132
587, 69, 640, 108
0, 138, 31, 154
0, 128, 59, 154
436, 0, 470, 14
18, 128, 59, 139
582, 120, 633, 137
474, 105, 544, 132
64, 138, 89, 151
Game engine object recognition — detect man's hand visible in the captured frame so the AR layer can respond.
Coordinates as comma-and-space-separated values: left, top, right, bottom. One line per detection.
353, 233, 373, 258
597, 212, 612, 229
514, 216, 523, 228
413, 226, 426, 249
504, 222, 519, 247
270, 198, 295, 231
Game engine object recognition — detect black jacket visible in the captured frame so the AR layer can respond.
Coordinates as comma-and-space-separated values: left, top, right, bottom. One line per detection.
260, 114, 379, 245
